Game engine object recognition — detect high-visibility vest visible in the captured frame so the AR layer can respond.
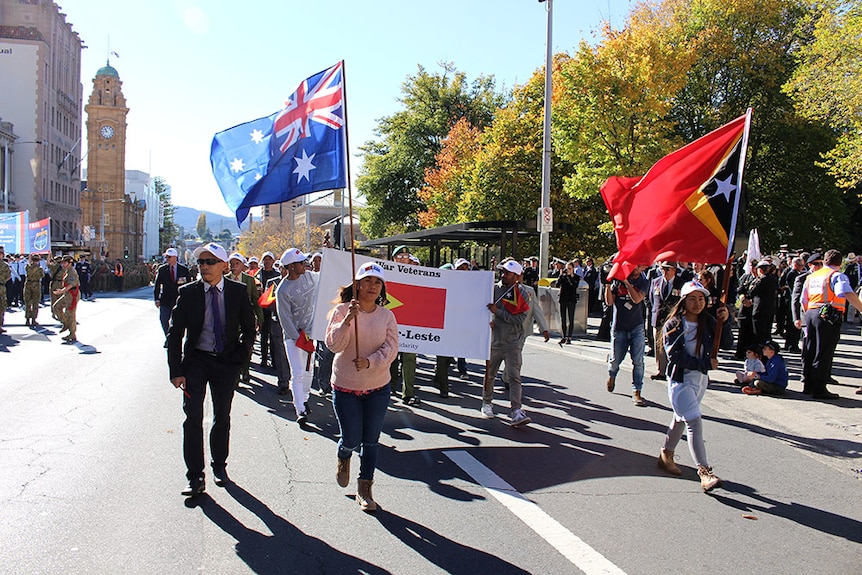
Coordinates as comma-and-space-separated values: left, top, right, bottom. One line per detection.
115, 263, 124, 277
806, 267, 846, 312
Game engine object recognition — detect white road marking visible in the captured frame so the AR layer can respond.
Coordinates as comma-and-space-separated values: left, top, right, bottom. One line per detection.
445, 450, 627, 575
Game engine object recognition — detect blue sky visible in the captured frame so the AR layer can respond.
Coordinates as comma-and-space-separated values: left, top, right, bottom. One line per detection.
62, 0, 634, 217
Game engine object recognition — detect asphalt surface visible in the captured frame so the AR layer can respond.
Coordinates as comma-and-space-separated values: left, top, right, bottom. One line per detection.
0, 288, 860, 575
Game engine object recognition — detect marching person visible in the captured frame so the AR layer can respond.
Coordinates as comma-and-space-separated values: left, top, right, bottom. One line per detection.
649, 261, 684, 380
657, 281, 733, 493
52, 255, 80, 343
481, 259, 532, 427
113, 259, 124, 292
257, 252, 280, 368
153, 247, 191, 336
325, 262, 399, 512
166, 242, 255, 496
23, 254, 44, 327
227, 252, 263, 386
276, 248, 319, 424
606, 265, 650, 406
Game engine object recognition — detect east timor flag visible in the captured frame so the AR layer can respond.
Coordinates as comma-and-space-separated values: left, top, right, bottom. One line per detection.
385, 282, 447, 329
601, 111, 750, 281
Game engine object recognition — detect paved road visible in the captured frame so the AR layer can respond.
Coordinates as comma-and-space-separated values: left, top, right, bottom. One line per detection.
1, 289, 860, 574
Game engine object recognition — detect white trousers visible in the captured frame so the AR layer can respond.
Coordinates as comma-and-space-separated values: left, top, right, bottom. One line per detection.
285, 338, 313, 415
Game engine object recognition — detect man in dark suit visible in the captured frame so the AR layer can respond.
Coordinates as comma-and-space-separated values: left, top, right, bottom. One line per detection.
167, 242, 256, 497
154, 247, 191, 335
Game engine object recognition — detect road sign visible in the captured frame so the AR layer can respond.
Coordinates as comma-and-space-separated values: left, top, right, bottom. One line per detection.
538, 207, 553, 233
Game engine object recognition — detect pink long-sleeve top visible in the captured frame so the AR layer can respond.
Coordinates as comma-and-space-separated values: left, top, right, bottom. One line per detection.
325, 302, 399, 392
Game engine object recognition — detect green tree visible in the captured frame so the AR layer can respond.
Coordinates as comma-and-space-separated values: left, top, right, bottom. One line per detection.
154, 177, 178, 252
784, 0, 862, 191
195, 212, 207, 240
357, 62, 507, 238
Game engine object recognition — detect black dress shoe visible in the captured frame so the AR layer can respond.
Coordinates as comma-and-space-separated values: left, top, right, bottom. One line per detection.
812, 391, 840, 400
297, 412, 308, 425
212, 466, 230, 487
650, 374, 667, 381
181, 477, 206, 497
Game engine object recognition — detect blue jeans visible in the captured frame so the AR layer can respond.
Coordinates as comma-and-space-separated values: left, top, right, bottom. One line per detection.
333, 384, 390, 480
608, 324, 645, 391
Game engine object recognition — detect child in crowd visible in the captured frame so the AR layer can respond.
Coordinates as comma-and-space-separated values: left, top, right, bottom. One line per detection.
734, 344, 765, 385
743, 341, 789, 396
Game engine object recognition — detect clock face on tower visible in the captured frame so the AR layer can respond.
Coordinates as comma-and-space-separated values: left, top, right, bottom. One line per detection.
100, 125, 115, 139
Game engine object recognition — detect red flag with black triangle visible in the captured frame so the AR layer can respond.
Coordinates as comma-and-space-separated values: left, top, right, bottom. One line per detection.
601, 110, 751, 281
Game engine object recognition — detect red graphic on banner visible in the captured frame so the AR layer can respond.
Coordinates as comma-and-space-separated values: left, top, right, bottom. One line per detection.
385, 282, 447, 329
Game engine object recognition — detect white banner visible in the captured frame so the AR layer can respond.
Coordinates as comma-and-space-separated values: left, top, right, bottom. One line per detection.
311, 248, 494, 359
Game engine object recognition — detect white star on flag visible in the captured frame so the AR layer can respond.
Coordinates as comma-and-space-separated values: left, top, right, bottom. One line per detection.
712, 175, 736, 202
293, 149, 316, 182
230, 158, 245, 173
250, 129, 265, 144
254, 173, 262, 181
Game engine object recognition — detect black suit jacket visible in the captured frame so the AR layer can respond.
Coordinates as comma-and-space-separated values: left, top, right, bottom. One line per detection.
167, 278, 256, 379
154, 263, 191, 308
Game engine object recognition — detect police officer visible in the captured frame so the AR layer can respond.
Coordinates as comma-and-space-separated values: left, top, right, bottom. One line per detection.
75, 255, 93, 301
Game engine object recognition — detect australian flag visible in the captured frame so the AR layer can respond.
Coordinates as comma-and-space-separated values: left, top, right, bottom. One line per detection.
211, 62, 346, 225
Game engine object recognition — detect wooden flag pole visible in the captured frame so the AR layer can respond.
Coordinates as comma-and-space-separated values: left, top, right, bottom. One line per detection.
340, 59, 360, 359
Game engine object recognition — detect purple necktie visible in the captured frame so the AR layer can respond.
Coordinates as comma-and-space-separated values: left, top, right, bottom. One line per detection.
211, 287, 224, 353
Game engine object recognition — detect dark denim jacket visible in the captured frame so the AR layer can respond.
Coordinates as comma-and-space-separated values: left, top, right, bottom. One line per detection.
663, 313, 734, 382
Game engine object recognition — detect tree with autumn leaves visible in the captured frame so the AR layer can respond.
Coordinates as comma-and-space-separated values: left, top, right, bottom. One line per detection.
365, 0, 861, 257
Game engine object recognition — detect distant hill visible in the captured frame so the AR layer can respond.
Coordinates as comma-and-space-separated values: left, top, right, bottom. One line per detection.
173, 206, 241, 236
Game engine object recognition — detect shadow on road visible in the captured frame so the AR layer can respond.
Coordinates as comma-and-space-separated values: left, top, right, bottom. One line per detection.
374, 509, 531, 575
192, 482, 390, 575
711, 482, 862, 543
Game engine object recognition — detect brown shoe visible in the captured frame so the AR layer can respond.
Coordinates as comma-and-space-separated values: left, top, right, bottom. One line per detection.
657, 448, 682, 476
698, 466, 722, 492
607, 376, 615, 392
632, 390, 646, 406
356, 479, 377, 512
336, 457, 350, 488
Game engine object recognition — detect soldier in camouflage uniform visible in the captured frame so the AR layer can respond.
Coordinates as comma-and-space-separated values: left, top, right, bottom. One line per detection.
52, 255, 80, 342
0, 248, 10, 333
24, 253, 45, 327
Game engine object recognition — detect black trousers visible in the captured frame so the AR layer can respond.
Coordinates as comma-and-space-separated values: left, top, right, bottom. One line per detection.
182, 351, 240, 480
259, 313, 272, 363
801, 309, 842, 394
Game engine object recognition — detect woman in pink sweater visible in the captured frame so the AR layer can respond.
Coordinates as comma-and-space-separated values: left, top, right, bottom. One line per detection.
325, 262, 399, 512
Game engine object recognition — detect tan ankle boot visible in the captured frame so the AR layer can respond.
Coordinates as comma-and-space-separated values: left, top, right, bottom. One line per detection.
657, 448, 682, 476
356, 479, 377, 512
336, 457, 350, 488
698, 466, 722, 492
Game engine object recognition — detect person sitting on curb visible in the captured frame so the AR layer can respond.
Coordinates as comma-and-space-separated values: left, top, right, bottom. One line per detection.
742, 341, 788, 396
734, 344, 765, 386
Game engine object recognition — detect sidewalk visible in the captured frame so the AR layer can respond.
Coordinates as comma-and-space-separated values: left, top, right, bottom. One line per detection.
531, 315, 862, 480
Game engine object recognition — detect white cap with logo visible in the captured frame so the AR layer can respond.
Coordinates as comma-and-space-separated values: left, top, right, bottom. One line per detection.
163, 247, 178, 257
355, 262, 386, 282
192, 242, 229, 263
497, 260, 523, 275
280, 247, 307, 266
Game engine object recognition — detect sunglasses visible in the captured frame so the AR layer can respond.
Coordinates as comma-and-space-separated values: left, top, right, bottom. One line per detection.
197, 258, 221, 266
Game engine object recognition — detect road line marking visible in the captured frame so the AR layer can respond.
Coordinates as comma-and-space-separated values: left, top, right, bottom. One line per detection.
445, 450, 627, 575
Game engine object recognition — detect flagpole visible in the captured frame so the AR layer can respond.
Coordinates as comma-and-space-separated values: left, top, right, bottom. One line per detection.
340, 59, 361, 358
726, 108, 752, 262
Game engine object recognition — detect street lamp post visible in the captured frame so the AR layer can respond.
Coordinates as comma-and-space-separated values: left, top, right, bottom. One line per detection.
538, 0, 553, 279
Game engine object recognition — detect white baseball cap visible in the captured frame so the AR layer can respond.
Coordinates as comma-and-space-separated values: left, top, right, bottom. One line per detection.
680, 281, 710, 298
497, 260, 523, 275
248, 256, 259, 264
355, 262, 386, 282
261, 251, 275, 261
280, 247, 307, 266
163, 247, 178, 257
453, 258, 470, 270
228, 252, 247, 265
193, 242, 229, 263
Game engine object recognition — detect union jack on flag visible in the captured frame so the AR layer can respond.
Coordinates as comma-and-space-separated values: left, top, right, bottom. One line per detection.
273, 62, 344, 154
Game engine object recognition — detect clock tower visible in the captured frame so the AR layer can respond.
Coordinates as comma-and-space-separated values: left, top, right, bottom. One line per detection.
82, 61, 143, 261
